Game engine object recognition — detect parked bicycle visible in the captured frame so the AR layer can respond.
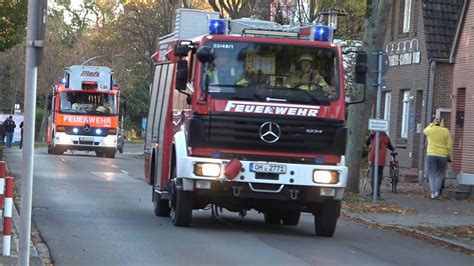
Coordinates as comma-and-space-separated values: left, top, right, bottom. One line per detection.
389, 151, 399, 193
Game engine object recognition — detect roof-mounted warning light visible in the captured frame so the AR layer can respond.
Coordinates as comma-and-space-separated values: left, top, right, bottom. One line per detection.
208, 19, 227, 35
311, 25, 333, 42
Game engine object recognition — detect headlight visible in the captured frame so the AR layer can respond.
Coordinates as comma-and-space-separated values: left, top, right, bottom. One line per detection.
56, 134, 71, 143
72, 128, 79, 134
313, 170, 339, 184
95, 129, 102, 135
103, 136, 116, 145
194, 163, 221, 177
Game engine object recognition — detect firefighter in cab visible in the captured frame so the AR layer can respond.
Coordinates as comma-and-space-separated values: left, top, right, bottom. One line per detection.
285, 54, 335, 98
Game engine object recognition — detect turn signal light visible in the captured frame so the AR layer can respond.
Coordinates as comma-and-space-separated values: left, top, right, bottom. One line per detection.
56, 126, 66, 132
107, 128, 117, 134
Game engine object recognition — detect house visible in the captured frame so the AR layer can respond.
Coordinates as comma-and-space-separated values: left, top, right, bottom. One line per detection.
382, 0, 465, 180
450, 0, 474, 188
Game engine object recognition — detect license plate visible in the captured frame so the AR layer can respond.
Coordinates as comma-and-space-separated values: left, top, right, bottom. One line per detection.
79, 137, 94, 142
250, 163, 286, 174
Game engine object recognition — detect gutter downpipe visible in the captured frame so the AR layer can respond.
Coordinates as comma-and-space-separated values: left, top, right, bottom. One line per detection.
421, 60, 436, 184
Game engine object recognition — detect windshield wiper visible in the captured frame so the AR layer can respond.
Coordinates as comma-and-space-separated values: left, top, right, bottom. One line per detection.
292, 88, 323, 105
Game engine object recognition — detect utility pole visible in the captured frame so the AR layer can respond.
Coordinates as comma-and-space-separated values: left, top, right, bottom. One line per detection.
19, 0, 47, 265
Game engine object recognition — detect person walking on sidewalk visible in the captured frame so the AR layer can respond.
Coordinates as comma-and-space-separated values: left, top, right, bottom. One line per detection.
2, 116, 16, 148
19, 121, 24, 149
367, 131, 395, 197
423, 117, 452, 199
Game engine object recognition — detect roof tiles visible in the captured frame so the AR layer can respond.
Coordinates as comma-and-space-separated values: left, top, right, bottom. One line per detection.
423, 0, 464, 59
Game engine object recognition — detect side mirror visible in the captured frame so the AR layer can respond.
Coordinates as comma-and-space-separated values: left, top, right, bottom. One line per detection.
47, 94, 52, 111
196, 47, 215, 64
174, 44, 190, 57
355, 52, 368, 84
176, 59, 188, 91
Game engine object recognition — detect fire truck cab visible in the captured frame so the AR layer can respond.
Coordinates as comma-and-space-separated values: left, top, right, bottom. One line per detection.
145, 9, 354, 237
47, 65, 120, 158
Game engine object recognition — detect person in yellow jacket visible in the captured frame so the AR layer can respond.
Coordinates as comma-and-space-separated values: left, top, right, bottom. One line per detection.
423, 117, 452, 199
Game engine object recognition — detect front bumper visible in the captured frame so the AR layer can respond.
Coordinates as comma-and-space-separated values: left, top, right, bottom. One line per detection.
54, 132, 117, 150
175, 155, 347, 201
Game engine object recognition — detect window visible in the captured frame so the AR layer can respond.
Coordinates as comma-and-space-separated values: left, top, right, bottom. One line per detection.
403, 0, 412, 33
384, 92, 392, 133
401, 90, 411, 138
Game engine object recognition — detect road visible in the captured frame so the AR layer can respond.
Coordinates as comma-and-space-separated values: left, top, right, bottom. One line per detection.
5, 145, 473, 265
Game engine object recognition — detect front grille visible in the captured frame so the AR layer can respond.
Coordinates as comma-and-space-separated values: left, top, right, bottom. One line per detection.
63, 126, 108, 136
187, 113, 346, 155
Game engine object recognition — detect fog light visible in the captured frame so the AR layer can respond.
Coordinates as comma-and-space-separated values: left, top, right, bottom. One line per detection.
313, 170, 339, 184
194, 163, 221, 177
95, 129, 102, 135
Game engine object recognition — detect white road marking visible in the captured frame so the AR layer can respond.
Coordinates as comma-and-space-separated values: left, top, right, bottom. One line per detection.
111, 165, 118, 168
120, 170, 129, 174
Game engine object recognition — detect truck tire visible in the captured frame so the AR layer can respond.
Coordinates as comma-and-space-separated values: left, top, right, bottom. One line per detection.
47, 146, 53, 154
264, 211, 281, 225
170, 179, 193, 227
282, 211, 301, 226
314, 200, 340, 237
95, 151, 104, 157
105, 151, 115, 158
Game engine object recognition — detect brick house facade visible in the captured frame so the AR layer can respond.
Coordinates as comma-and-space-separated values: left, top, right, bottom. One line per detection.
450, 0, 474, 182
383, 0, 464, 178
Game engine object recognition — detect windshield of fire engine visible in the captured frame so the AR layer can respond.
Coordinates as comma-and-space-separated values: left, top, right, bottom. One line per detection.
202, 41, 340, 104
59, 92, 117, 115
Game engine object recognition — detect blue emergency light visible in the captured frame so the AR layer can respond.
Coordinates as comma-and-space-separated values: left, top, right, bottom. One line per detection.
311, 25, 333, 42
209, 19, 227, 35
59, 78, 66, 84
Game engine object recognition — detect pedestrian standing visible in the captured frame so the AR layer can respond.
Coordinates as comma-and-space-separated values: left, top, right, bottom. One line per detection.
0, 122, 4, 145
19, 121, 24, 149
423, 117, 452, 199
2, 116, 16, 148
367, 131, 395, 197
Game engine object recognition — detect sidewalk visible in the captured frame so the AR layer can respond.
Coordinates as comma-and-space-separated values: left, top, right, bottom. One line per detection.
0, 146, 46, 265
342, 182, 474, 255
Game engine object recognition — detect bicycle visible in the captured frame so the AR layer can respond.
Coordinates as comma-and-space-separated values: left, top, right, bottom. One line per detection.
389, 152, 399, 193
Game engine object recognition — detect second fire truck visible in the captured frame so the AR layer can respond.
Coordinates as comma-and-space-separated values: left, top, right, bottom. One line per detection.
47, 65, 120, 158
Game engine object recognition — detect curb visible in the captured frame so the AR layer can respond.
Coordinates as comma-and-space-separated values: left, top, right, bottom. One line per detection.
342, 210, 474, 255
4, 158, 52, 265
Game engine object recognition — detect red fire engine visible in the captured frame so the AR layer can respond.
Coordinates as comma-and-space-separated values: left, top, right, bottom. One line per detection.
47, 65, 120, 158
144, 9, 365, 237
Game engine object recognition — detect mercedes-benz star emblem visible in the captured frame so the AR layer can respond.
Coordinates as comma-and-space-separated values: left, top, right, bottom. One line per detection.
259, 122, 281, 143
83, 124, 91, 133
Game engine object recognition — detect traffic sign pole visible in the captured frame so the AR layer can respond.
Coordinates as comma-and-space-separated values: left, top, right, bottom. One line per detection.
373, 50, 384, 205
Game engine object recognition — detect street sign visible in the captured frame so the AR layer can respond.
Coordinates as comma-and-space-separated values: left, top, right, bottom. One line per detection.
368, 119, 389, 131
369, 51, 389, 76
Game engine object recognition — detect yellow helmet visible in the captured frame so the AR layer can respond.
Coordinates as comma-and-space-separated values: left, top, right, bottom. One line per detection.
297, 54, 314, 64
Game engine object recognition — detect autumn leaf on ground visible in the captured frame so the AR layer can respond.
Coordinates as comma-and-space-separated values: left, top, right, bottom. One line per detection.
415, 225, 474, 247
342, 194, 416, 214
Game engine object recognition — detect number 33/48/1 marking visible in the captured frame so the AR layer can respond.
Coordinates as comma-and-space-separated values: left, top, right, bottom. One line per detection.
213, 43, 234, 49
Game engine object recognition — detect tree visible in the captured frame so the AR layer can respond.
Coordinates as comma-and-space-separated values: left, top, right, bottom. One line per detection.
0, 0, 27, 51
345, 0, 393, 193
208, 0, 256, 18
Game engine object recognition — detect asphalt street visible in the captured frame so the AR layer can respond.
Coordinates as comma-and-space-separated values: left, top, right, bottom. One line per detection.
5, 145, 473, 265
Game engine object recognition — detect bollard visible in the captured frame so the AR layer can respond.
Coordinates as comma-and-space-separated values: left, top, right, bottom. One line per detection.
0, 161, 6, 216
2, 177, 14, 256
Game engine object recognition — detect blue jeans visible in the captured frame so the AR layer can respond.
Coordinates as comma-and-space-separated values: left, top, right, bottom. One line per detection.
427, 155, 447, 194
370, 165, 384, 195
5, 132, 13, 148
